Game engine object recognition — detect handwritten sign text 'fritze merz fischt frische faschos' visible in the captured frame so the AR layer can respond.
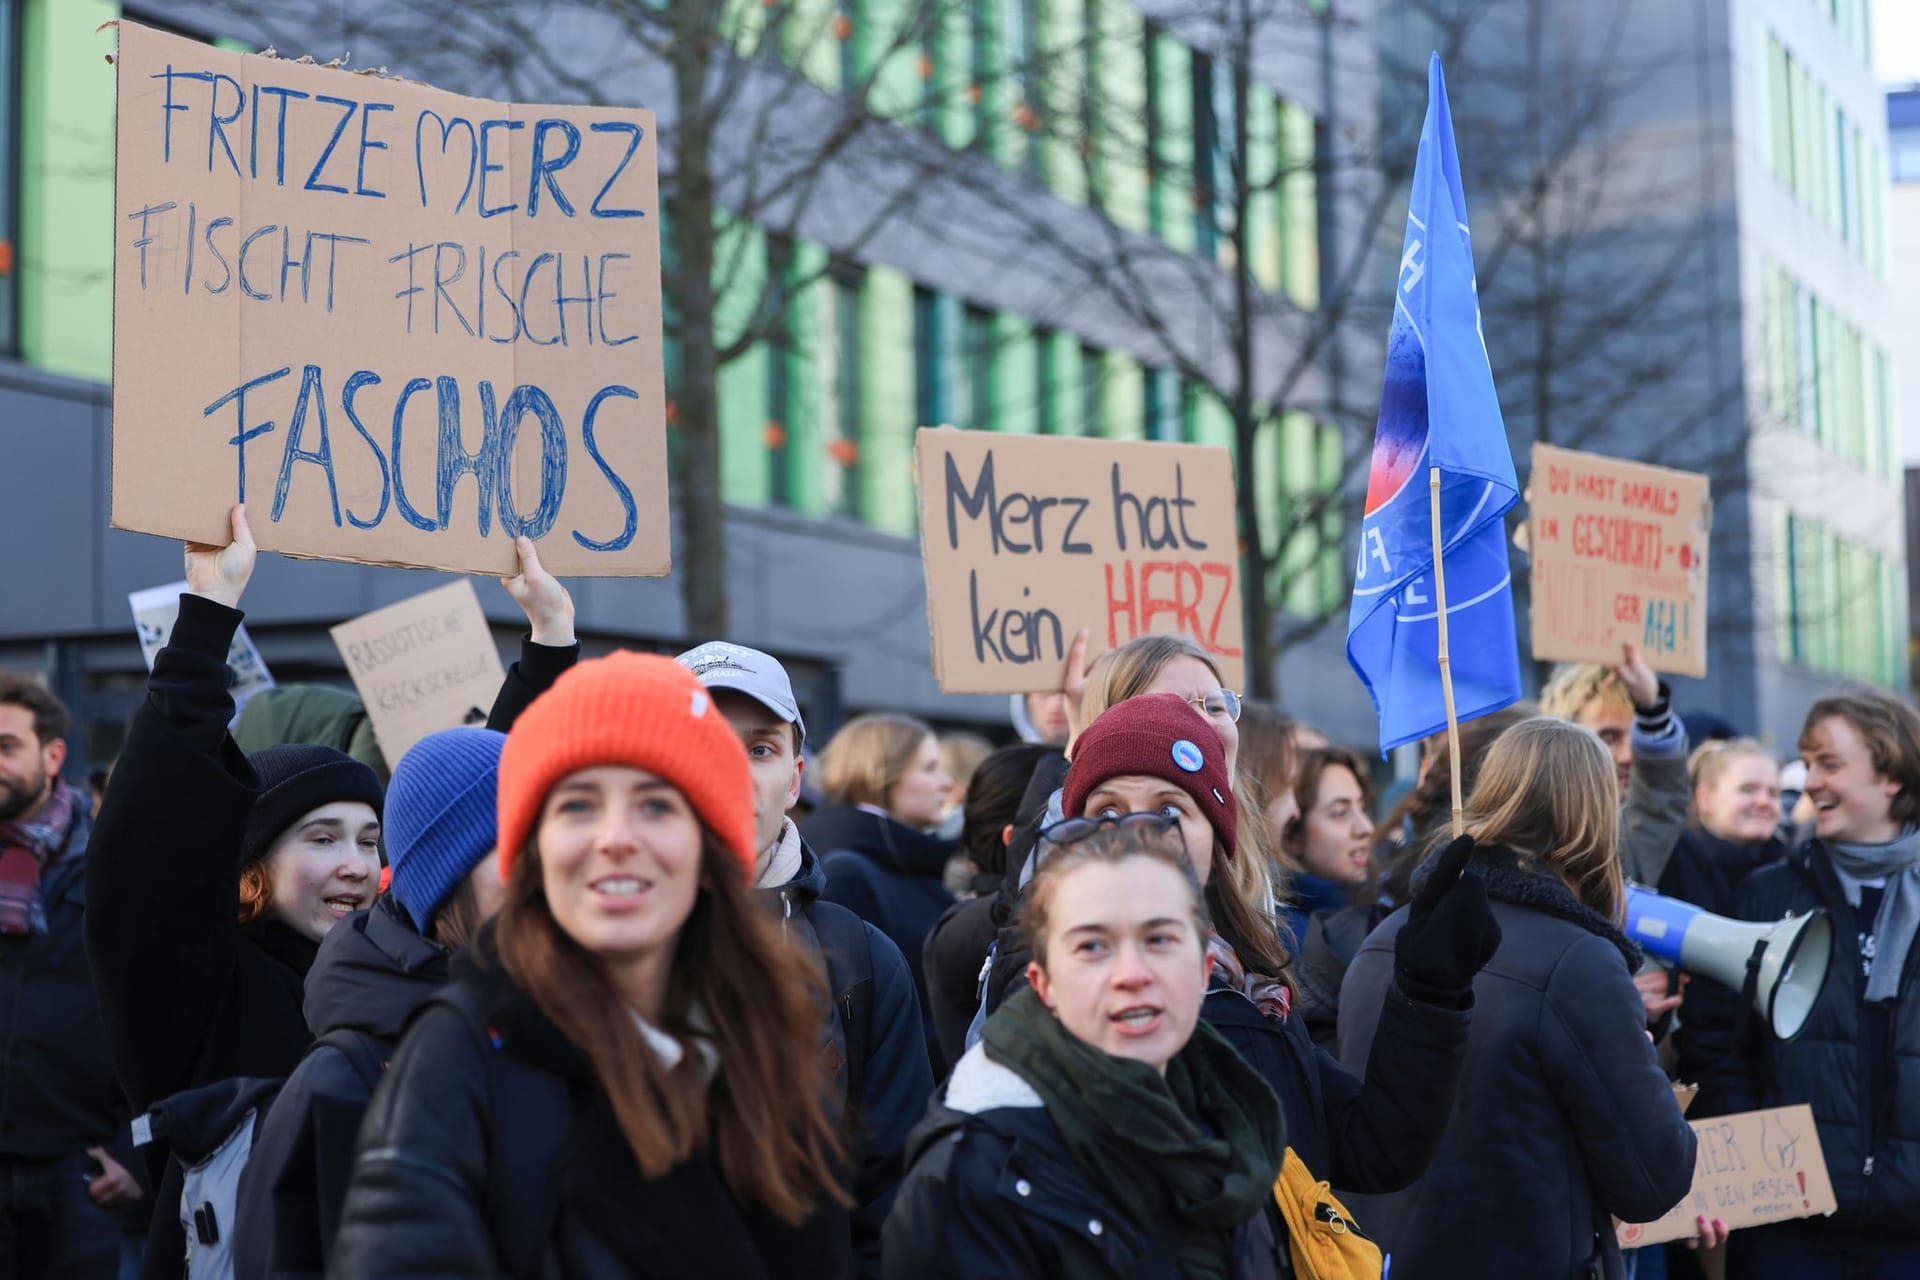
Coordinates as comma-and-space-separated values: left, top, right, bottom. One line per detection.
913, 429, 1246, 694
110, 21, 670, 576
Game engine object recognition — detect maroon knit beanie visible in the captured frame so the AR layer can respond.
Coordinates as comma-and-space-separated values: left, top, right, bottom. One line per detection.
1063, 693, 1237, 856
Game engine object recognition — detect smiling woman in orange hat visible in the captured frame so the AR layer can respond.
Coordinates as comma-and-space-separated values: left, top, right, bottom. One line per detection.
332, 652, 850, 1279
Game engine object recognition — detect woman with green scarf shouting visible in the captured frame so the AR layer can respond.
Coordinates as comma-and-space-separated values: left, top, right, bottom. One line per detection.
882, 815, 1292, 1279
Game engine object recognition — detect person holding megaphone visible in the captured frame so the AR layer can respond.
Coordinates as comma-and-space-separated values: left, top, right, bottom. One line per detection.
1696, 691, 1920, 1279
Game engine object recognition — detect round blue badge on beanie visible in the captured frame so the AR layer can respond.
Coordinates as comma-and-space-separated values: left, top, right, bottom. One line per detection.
1171, 739, 1205, 773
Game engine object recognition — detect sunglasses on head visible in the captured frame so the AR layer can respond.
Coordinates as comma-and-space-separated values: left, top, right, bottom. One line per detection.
1038, 811, 1180, 851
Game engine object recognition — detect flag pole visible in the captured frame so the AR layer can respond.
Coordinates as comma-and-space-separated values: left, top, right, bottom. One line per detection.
1429, 466, 1465, 837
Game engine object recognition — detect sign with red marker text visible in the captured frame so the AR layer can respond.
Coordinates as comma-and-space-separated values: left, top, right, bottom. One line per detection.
1616, 1104, 1835, 1247
111, 21, 668, 576
1527, 444, 1710, 676
913, 428, 1245, 694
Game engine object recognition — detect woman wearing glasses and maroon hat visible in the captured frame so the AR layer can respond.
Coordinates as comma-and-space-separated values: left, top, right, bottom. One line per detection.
1053, 694, 1498, 1200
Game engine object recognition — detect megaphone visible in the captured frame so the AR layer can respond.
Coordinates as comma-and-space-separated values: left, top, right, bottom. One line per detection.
1625, 886, 1832, 1040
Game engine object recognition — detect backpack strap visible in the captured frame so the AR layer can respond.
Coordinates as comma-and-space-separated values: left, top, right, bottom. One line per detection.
310, 1028, 388, 1093
429, 985, 573, 1279
805, 901, 875, 1110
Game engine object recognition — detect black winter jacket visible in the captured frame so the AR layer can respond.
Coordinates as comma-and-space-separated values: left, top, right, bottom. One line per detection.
232, 897, 449, 1279
0, 794, 135, 1163
330, 944, 852, 1279
776, 837, 935, 1275
921, 880, 1002, 1074
882, 1044, 1287, 1280
1692, 840, 1920, 1242
1657, 827, 1784, 1086
86, 595, 323, 1280
1338, 848, 1697, 1279
802, 805, 956, 1052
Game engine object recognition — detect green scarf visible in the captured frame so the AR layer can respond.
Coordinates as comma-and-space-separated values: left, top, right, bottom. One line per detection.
981, 986, 1286, 1279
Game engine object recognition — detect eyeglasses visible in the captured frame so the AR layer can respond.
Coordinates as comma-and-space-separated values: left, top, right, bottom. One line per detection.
1038, 811, 1180, 850
1185, 689, 1243, 723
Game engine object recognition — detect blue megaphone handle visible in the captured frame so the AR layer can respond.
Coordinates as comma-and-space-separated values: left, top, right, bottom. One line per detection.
1624, 885, 1695, 966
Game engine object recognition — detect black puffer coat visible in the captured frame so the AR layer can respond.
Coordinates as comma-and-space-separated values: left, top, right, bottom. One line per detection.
1693, 840, 1920, 1245
1338, 847, 1696, 1280
804, 805, 956, 1051
330, 940, 852, 1279
233, 896, 450, 1279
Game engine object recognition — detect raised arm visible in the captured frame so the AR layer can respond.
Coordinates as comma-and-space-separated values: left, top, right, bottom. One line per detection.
85, 504, 262, 1108
487, 536, 581, 733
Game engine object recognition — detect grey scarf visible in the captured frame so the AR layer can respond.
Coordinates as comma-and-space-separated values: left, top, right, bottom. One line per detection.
1828, 828, 1920, 1002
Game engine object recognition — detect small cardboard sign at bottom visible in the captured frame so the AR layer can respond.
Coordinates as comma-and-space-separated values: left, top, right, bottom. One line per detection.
1616, 1104, 1836, 1247
330, 581, 507, 764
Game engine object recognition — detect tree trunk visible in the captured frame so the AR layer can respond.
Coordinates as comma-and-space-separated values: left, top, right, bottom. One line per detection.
670, 15, 728, 642
1230, 31, 1275, 701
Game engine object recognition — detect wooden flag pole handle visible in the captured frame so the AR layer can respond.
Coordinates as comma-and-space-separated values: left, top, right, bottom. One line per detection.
1429, 467, 1464, 837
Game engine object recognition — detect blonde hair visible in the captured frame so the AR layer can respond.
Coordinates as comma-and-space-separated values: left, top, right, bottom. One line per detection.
1464, 717, 1624, 921
1539, 663, 1633, 723
1687, 738, 1778, 828
938, 732, 995, 805
1075, 635, 1283, 958
818, 714, 935, 810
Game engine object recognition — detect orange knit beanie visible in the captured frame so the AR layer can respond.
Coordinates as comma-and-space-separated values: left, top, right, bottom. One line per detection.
496, 652, 756, 882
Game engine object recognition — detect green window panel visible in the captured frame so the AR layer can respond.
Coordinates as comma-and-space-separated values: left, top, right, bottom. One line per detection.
856, 0, 924, 121
1148, 29, 1195, 253
1145, 366, 1182, 440
1315, 422, 1345, 614
994, 313, 1039, 433
782, 241, 832, 517
859, 264, 917, 532
973, 0, 1019, 171
1099, 349, 1144, 439
1188, 382, 1233, 449
20, 0, 118, 381
713, 217, 771, 506
1756, 28, 1775, 176
1275, 410, 1318, 617
1877, 348, 1895, 480
1039, 0, 1088, 204
929, 0, 976, 148
1088, 0, 1149, 232
719, 0, 772, 58
1042, 327, 1081, 434
1280, 101, 1320, 309
1252, 414, 1283, 575
961, 303, 995, 427
784, 0, 843, 91
1769, 36, 1793, 187
1246, 87, 1283, 294
826, 267, 864, 520
1777, 507, 1796, 664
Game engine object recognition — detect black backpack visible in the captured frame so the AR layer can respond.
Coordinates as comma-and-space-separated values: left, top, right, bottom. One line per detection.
133, 1029, 386, 1280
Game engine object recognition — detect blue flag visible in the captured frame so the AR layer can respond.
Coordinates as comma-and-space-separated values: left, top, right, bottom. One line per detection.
1346, 54, 1521, 754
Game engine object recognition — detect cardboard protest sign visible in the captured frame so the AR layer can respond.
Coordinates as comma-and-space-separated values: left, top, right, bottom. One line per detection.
329, 580, 506, 762
128, 582, 275, 716
913, 429, 1245, 694
1527, 444, 1710, 676
1615, 1105, 1837, 1247
111, 22, 669, 577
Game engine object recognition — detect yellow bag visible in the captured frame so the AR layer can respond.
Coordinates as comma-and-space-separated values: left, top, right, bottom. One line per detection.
1271, 1148, 1384, 1280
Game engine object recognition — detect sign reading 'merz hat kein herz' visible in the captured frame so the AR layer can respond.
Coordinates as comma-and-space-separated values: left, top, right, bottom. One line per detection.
111, 21, 669, 577
914, 428, 1245, 695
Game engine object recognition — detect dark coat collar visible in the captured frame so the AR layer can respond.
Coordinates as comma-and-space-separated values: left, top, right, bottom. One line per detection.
1469, 845, 1642, 971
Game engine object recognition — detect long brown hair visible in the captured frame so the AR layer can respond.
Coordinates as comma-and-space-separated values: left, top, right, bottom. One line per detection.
496, 828, 848, 1224
1464, 717, 1623, 921
1077, 635, 1283, 960
427, 875, 486, 950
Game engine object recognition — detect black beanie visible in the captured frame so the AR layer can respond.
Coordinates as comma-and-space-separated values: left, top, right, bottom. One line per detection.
240, 744, 385, 868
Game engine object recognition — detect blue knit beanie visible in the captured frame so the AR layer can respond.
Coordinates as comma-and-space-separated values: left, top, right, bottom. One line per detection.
384, 728, 507, 930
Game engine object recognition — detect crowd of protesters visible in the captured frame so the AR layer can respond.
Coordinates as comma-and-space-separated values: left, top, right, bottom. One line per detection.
0, 502, 1914, 1279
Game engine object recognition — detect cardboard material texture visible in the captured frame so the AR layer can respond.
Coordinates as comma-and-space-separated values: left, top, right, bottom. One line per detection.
128, 581, 275, 716
1527, 444, 1711, 676
111, 22, 669, 576
329, 580, 506, 762
913, 428, 1246, 694
1615, 1104, 1837, 1247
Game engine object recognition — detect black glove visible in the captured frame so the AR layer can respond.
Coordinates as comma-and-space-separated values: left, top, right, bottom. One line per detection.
1394, 834, 1502, 1009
